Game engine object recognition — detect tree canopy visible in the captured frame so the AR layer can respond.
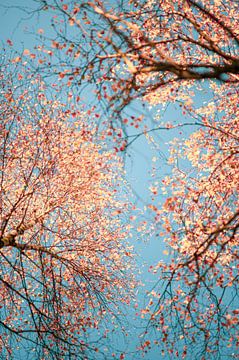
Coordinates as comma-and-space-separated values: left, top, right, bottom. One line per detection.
0, 59, 134, 359
0, 0, 238, 359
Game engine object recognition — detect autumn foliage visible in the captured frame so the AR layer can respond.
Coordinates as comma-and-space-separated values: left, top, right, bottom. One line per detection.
144, 82, 239, 358
1, 0, 239, 358
34, 0, 239, 115
0, 61, 133, 359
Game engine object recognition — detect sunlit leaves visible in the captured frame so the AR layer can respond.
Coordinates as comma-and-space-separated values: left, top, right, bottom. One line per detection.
0, 59, 134, 359
145, 82, 239, 358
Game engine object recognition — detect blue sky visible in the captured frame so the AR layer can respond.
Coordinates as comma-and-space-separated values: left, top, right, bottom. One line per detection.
0, 2, 206, 358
